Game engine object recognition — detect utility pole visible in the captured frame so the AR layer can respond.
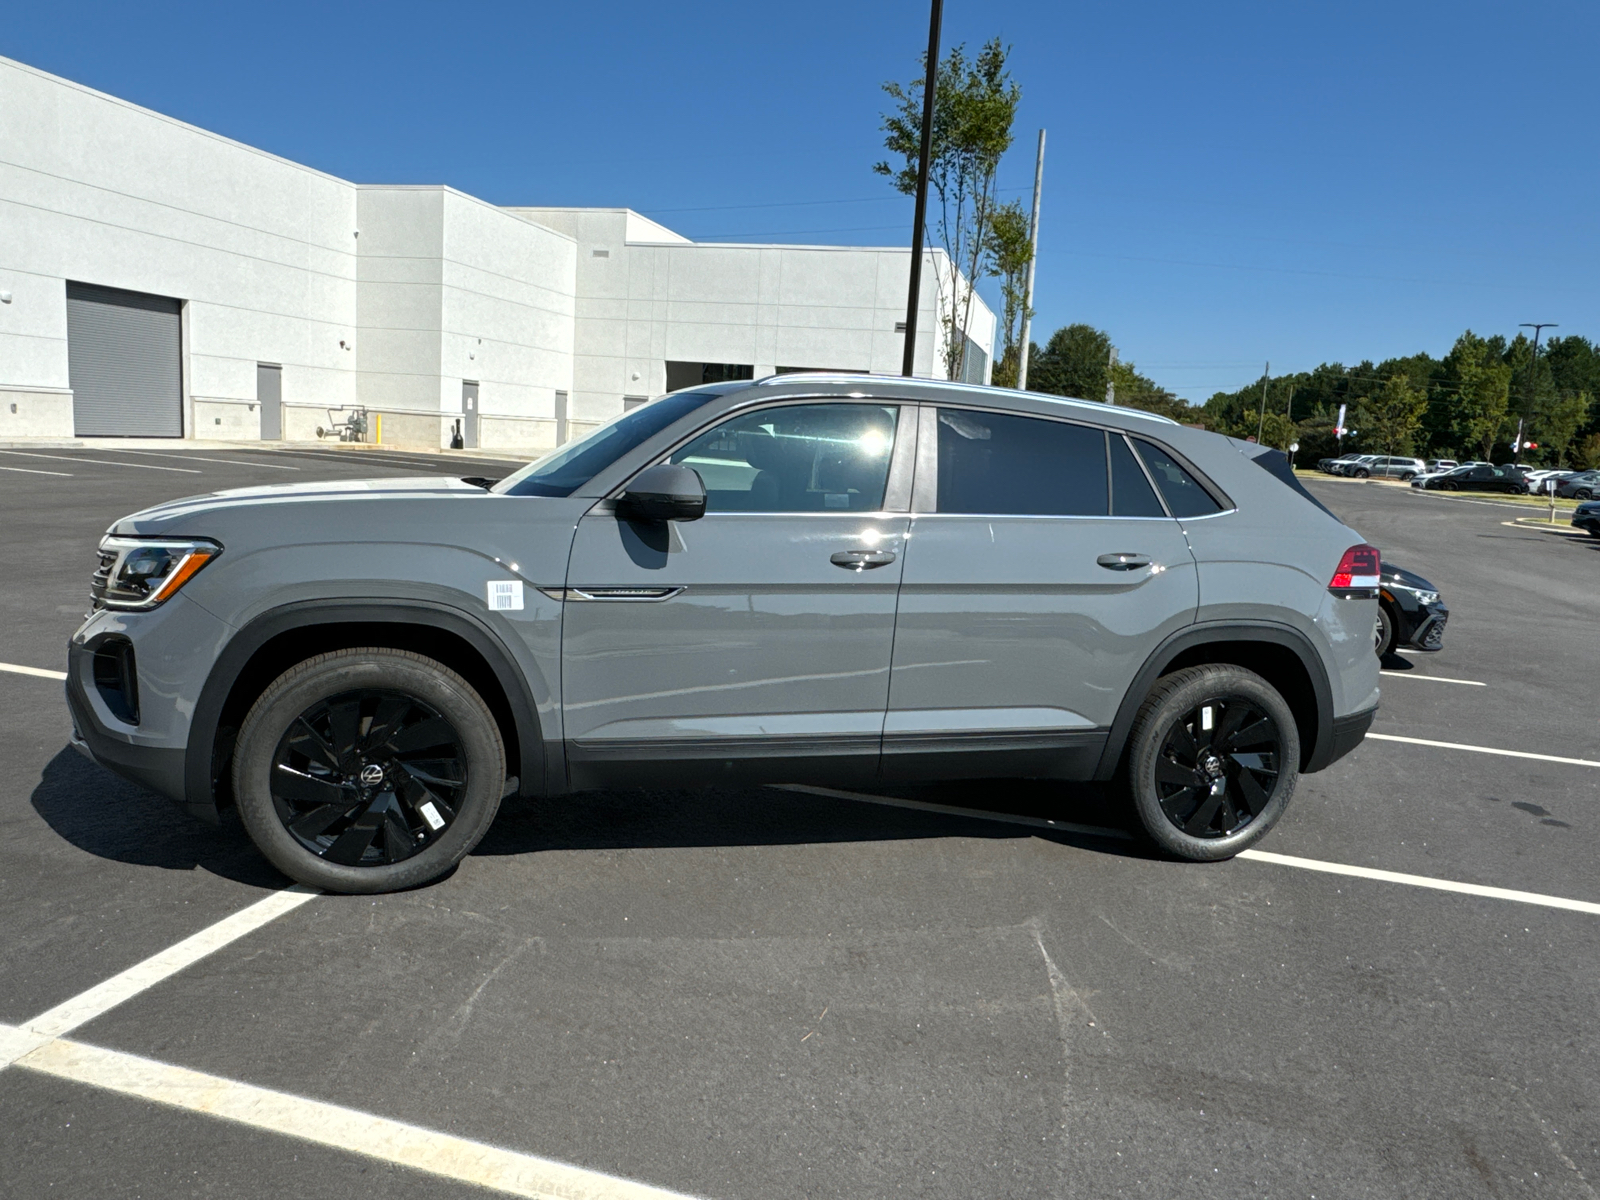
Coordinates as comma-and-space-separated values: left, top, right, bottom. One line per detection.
900, 0, 943, 378
1515, 322, 1556, 462
1255, 362, 1270, 443
1106, 346, 1118, 405
1015, 129, 1046, 391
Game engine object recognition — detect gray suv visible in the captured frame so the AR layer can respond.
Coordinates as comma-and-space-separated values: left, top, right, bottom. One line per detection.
67, 376, 1380, 893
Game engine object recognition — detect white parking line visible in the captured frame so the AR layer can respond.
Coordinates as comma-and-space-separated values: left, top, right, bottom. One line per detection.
104, 450, 300, 471
1379, 671, 1485, 686
1239, 849, 1600, 916
0, 463, 73, 476
772, 783, 1132, 840
7, 1036, 696, 1200
0, 662, 67, 681
19, 886, 318, 1042
1367, 731, 1600, 768
0, 449, 201, 473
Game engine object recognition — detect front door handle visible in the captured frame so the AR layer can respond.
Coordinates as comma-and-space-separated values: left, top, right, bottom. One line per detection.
1097, 552, 1152, 571
831, 549, 897, 571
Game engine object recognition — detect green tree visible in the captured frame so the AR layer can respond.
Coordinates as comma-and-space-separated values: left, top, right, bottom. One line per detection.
876, 39, 1021, 380
1027, 323, 1111, 402
983, 199, 1032, 388
1534, 391, 1591, 465
1447, 332, 1512, 462
1357, 373, 1429, 457
1574, 432, 1600, 470
1257, 411, 1297, 451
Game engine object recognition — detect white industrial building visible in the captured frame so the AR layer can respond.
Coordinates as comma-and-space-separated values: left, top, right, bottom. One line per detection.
0, 55, 994, 451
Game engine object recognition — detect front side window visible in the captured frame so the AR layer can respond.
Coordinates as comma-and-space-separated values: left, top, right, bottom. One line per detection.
936, 408, 1108, 516
669, 403, 899, 513
495, 390, 723, 497
1131, 439, 1224, 517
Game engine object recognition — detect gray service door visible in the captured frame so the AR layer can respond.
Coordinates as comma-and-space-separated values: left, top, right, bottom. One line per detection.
67, 282, 182, 436
257, 363, 282, 440
461, 381, 479, 448
883, 406, 1199, 780
559, 401, 914, 788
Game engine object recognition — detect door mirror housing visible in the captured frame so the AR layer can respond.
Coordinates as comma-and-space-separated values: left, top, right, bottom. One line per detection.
618, 463, 706, 522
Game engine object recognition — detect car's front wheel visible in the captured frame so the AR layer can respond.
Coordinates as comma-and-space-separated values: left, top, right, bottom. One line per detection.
1353, 469, 1370, 478
1125, 665, 1299, 862
1374, 603, 1397, 658
233, 648, 505, 893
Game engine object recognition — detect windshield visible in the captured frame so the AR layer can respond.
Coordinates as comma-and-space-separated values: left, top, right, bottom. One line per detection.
494, 390, 726, 497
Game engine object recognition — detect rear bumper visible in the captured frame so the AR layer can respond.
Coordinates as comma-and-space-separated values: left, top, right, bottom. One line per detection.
1323, 705, 1377, 769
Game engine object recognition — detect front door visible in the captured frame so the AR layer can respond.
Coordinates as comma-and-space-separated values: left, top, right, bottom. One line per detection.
883, 405, 1199, 780
560, 400, 913, 788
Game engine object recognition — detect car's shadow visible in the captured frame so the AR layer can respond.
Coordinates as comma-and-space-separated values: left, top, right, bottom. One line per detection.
31, 748, 1152, 887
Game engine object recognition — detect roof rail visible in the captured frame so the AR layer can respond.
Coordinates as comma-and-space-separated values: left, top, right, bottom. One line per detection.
751, 373, 1179, 424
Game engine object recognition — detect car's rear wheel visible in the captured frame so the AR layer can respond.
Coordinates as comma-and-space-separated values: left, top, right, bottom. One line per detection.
1576, 489, 1593, 500
233, 648, 505, 893
1125, 665, 1299, 862
1353, 469, 1369, 478
1400, 472, 1415, 481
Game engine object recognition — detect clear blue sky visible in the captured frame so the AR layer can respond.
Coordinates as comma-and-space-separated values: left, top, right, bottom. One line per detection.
6, 0, 1596, 403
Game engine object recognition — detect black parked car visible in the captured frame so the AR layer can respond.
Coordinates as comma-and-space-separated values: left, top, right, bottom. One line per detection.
1376, 562, 1449, 657
1412, 464, 1528, 494
1572, 500, 1600, 538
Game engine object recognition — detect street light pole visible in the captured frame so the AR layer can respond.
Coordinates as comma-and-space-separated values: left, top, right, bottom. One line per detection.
1015, 128, 1045, 391
1516, 322, 1556, 462
900, 0, 944, 378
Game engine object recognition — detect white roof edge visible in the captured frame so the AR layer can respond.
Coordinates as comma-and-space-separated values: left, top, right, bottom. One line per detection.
0, 54, 354, 188
753, 374, 1178, 423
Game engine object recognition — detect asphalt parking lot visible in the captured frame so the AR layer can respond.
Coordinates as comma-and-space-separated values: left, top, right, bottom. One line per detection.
2, 445, 1598, 1198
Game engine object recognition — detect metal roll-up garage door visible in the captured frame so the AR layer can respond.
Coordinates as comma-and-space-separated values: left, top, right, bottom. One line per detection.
66, 282, 183, 436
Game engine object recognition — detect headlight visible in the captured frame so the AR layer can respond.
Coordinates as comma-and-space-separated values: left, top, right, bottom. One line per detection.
92, 537, 221, 610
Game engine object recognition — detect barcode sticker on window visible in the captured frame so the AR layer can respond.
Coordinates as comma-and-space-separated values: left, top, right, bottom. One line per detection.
487, 580, 524, 611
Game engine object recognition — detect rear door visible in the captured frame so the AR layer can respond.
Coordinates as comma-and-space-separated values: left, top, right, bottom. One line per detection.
882, 405, 1198, 781
560, 400, 913, 787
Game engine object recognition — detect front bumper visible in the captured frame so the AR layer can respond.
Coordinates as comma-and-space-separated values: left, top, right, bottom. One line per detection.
65, 664, 202, 819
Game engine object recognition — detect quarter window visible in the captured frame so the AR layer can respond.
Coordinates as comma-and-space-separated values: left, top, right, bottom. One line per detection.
1130, 439, 1224, 517
935, 408, 1107, 516
669, 403, 899, 513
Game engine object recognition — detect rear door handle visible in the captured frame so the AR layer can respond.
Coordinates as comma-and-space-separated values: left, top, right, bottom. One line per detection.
831, 549, 897, 570
1096, 552, 1152, 571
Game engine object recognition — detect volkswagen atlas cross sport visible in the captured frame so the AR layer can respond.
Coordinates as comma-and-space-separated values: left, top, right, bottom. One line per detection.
67, 375, 1380, 893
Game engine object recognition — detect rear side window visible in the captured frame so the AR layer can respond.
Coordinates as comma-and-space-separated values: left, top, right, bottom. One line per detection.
1131, 439, 1224, 517
936, 408, 1107, 516
1109, 434, 1167, 517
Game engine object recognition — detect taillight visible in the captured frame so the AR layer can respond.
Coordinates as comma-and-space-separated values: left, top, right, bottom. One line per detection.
1329, 544, 1380, 596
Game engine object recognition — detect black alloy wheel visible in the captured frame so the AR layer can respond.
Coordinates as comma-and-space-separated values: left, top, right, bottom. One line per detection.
233, 648, 505, 893
1151, 698, 1282, 839
269, 688, 466, 866
1125, 664, 1300, 861
1577, 489, 1593, 500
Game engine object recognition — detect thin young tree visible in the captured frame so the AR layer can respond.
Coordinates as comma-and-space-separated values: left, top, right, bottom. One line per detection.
876, 39, 1021, 380
983, 199, 1033, 387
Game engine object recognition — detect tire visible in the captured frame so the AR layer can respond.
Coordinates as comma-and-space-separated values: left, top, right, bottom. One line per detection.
1374, 602, 1397, 658
1400, 472, 1415, 482
232, 648, 505, 893
1353, 469, 1369, 478
1577, 489, 1593, 501
1125, 665, 1299, 862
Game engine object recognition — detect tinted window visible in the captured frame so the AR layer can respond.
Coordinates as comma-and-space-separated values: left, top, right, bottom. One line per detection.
1131, 439, 1224, 517
670, 403, 898, 513
497, 390, 721, 497
1110, 434, 1167, 517
936, 409, 1107, 516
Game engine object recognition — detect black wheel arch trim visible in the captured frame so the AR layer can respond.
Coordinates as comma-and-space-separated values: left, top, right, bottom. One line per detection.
185, 600, 548, 819
1093, 621, 1342, 781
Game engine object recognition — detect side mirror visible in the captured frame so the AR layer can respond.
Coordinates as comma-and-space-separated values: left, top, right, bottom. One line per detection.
617, 463, 706, 523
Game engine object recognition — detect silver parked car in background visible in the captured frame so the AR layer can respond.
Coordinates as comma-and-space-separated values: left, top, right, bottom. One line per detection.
67, 375, 1381, 892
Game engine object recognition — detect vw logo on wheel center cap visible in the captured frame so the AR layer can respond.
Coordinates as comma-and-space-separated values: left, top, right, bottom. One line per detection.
358, 763, 386, 787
